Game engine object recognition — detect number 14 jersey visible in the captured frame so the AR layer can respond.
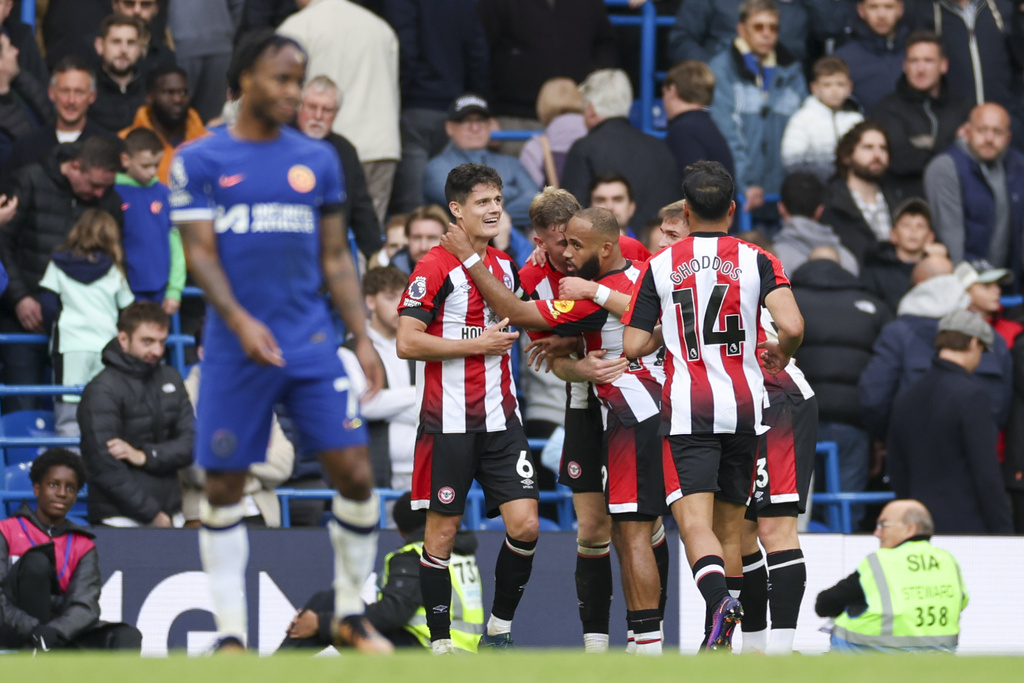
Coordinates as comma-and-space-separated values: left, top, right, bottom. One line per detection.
622, 232, 790, 435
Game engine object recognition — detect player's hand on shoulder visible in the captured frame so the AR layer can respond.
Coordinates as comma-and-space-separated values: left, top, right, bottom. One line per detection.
440, 223, 475, 261
580, 349, 629, 384
476, 317, 519, 356
233, 312, 285, 367
353, 334, 385, 401
757, 340, 789, 375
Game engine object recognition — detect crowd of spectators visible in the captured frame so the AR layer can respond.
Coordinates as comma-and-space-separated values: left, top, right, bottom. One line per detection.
0, 0, 1023, 537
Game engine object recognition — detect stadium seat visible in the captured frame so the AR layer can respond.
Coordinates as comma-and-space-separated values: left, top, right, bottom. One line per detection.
0, 410, 57, 466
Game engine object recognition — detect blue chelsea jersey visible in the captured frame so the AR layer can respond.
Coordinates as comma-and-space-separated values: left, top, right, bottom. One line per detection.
169, 126, 347, 364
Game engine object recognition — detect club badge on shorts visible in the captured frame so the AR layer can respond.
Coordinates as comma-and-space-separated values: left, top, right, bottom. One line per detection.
438, 487, 456, 504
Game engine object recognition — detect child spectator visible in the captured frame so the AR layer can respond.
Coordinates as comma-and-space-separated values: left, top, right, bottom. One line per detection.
781, 57, 864, 181
369, 214, 409, 270
38, 209, 135, 439
115, 127, 185, 315
861, 198, 939, 314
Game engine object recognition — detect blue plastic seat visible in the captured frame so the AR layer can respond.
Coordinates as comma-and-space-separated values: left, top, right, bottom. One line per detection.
0, 410, 57, 465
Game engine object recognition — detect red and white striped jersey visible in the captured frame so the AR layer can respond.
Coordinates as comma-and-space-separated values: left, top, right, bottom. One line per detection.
758, 307, 815, 405
398, 245, 522, 434
535, 261, 663, 426
622, 232, 790, 435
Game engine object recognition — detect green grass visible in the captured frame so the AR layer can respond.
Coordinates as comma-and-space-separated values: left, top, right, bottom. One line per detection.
1, 651, 1020, 682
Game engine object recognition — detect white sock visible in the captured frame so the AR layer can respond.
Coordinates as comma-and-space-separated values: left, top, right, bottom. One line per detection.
625, 629, 637, 654
634, 630, 662, 656
742, 628, 769, 654
431, 638, 454, 655
199, 500, 249, 639
766, 628, 797, 655
328, 492, 380, 618
486, 615, 512, 636
583, 633, 609, 653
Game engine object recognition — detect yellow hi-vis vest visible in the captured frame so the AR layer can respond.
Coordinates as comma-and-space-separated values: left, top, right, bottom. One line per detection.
833, 540, 969, 650
381, 541, 484, 652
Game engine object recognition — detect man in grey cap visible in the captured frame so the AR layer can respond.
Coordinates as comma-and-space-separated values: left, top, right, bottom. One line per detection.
421, 93, 538, 229
886, 309, 1014, 534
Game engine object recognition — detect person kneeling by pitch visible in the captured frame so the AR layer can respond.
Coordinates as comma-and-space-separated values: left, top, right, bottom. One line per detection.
0, 449, 142, 651
815, 499, 967, 653
281, 492, 483, 652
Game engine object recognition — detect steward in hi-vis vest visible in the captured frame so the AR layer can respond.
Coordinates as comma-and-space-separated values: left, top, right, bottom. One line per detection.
815, 499, 968, 652
280, 492, 482, 652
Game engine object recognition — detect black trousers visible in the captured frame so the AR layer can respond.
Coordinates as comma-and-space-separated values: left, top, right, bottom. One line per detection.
1, 545, 141, 650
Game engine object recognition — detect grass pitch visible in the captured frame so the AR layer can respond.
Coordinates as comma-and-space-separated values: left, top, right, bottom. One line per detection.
2, 650, 1019, 683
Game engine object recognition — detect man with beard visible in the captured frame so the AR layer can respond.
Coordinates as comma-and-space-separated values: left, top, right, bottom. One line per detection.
925, 103, 1024, 286
120, 64, 207, 184
821, 121, 904, 264
295, 75, 381, 260
89, 14, 147, 133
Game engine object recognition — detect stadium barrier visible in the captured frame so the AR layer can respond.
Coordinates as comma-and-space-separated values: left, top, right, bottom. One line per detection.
82, 527, 1024, 655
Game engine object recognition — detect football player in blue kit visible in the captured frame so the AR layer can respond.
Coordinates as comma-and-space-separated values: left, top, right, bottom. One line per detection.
170, 31, 388, 653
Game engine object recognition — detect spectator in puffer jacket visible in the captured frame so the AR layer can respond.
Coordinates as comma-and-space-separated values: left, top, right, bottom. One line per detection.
790, 247, 890, 525
833, 0, 909, 113
781, 56, 863, 182
78, 302, 193, 528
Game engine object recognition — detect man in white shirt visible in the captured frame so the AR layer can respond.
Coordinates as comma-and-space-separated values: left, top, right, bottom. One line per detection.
348, 266, 417, 490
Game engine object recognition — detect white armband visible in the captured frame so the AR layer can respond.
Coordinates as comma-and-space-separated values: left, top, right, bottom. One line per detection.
593, 284, 611, 307
462, 253, 482, 270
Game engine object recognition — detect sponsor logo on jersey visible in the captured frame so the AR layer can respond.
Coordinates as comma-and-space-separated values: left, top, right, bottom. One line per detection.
567, 461, 582, 479
408, 276, 427, 300
438, 487, 456, 504
150, 200, 163, 214
218, 173, 245, 188
403, 298, 422, 308
211, 429, 238, 458
170, 157, 188, 190
214, 203, 316, 234
287, 165, 316, 193
520, 478, 535, 489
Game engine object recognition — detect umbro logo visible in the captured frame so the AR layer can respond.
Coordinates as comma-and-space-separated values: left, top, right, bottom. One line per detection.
218, 173, 245, 188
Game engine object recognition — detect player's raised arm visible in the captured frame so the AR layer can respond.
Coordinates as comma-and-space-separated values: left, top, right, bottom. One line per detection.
440, 224, 551, 330
179, 219, 284, 367
558, 276, 632, 318
320, 210, 384, 398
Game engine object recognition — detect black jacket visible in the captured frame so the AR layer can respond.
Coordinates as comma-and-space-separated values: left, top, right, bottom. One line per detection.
78, 339, 194, 524
4, 14, 49, 86
477, 0, 618, 118
8, 121, 119, 177
562, 117, 682, 231
665, 109, 735, 183
820, 175, 904, 265
790, 259, 891, 426
870, 75, 973, 198
1003, 328, 1024, 491
0, 146, 123, 311
0, 505, 100, 645
324, 132, 382, 259
383, 0, 489, 110
88, 68, 147, 134
0, 72, 54, 170
859, 242, 916, 315
887, 357, 1014, 534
